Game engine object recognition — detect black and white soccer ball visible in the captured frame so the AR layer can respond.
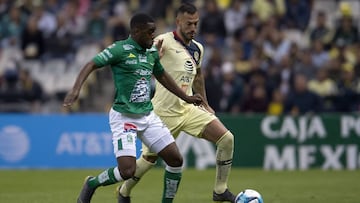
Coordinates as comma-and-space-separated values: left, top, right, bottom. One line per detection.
235, 189, 263, 203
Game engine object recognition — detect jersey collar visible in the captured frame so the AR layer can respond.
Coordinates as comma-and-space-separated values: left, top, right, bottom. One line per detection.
127, 36, 145, 51
173, 31, 190, 47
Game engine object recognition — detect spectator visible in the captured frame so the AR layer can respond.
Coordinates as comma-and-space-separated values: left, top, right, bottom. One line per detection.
86, 6, 106, 42
294, 49, 317, 80
219, 61, 244, 113
0, 5, 27, 46
307, 68, 337, 111
354, 44, 360, 77
262, 28, 291, 65
21, 16, 44, 60
224, 0, 249, 36
199, 0, 227, 45
204, 51, 223, 112
0, 68, 30, 112
332, 16, 359, 47
284, 73, 323, 115
283, 0, 312, 31
241, 84, 269, 113
43, 13, 74, 60
251, 0, 285, 23
18, 68, 44, 112
267, 88, 284, 115
32, 4, 57, 38
308, 10, 333, 47
334, 63, 360, 112
310, 40, 329, 69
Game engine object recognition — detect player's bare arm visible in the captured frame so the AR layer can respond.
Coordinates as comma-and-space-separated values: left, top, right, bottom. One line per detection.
63, 61, 98, 107
155, 71, 203, 105
193, 67, 215, 113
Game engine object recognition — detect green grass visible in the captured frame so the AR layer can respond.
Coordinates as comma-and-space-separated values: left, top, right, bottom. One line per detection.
0, 168, 359, 203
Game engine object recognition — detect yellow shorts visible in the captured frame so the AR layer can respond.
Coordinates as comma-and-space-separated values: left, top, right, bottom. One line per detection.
142, 105, 217, 156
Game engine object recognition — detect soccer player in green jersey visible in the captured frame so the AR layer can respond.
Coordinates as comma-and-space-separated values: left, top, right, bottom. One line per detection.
117, 3, 237, 203
63, 13, 203, 203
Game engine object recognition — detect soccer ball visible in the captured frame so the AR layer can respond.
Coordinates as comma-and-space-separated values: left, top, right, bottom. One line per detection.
235, 189, 263, 203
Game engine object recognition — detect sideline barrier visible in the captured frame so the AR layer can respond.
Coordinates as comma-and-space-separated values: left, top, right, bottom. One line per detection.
0, 114, 359, 170
0, 114, 141, 168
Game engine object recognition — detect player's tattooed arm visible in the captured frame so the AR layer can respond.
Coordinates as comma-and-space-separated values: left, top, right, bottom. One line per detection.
193, 68, 215, 113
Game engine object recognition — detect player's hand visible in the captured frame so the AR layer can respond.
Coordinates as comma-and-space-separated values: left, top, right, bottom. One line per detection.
63, 89, 80, 107
200, 102, 215, 114
184, 93, 203, 106
155, 39, 164, 58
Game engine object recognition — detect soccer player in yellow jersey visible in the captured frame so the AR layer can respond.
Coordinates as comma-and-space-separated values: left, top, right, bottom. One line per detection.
117, 3, 236, 203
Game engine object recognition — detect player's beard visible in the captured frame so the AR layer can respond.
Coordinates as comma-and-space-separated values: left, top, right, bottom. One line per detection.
181, 30, 195, 43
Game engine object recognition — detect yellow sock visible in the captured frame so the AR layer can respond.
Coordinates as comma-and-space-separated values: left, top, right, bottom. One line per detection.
119, 156, 155, 196
214, 131, 234, 194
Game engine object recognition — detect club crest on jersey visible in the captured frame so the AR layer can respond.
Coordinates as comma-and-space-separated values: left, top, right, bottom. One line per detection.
184, 60, 193, 73
123, 123, 137, 133
194, 51, 199, 62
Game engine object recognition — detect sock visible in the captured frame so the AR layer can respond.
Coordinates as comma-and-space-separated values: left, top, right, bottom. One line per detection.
214, 131, 234, 194
87, 167, 123, 189
119, 156, 156, 196
162, 165, 182, 203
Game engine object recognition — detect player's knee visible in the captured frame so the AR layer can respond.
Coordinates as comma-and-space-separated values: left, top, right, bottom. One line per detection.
167, 154, 183, 167
216, 131, 234, 150
142, 155, 158, 163
119, 166, 136, 180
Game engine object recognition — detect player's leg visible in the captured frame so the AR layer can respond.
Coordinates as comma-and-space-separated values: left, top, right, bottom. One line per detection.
77, 158, 135, 203
117, 144, 158, 200
182, 107, 235, 202
201, 119, 235, 202
118, 115, 183, 200
76, 109, 140, 203
157, 142, 183, 203
141, 112, 183, 203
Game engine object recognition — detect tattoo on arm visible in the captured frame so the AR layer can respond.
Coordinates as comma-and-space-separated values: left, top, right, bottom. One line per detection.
193, 68, 208, 103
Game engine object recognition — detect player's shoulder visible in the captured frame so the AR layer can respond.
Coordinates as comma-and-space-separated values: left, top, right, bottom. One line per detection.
155, 32, 174, 43
191, 39, 204, 52
114, 39, 136, 51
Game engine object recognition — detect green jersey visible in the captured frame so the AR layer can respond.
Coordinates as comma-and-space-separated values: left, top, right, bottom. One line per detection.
93, 37, 164, 114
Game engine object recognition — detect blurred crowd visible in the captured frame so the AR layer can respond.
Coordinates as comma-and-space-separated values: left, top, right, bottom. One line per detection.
0, 0, 360, 115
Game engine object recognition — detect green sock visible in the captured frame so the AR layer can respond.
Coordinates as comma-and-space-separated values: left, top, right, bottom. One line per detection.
88, 167, 120, 189
162, 170, 182, 203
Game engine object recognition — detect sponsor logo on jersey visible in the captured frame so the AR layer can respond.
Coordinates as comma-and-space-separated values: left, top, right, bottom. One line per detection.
123, 123, 137, 133
129, 78, 150, 103
125, 59, 137, 64
180, 75, 193, 83
135, 69, 152, 76
128, 53, 136, 58
139, 54, 147, 63
184, 60, 193, 73
123, 44, 134, 50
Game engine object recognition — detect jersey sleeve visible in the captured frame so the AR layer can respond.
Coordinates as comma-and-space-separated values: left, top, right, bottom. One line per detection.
92, 42, 122, 68
152, 48, 164, 75
194, 41, 204, 68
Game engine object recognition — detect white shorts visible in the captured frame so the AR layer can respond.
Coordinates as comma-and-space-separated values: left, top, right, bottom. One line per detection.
109, 108, 175, 158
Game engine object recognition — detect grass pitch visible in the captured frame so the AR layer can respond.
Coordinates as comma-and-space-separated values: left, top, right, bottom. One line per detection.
0, 168, 359, 203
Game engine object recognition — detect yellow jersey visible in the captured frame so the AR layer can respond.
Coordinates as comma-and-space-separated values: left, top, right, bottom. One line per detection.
152, 31, 204, 116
